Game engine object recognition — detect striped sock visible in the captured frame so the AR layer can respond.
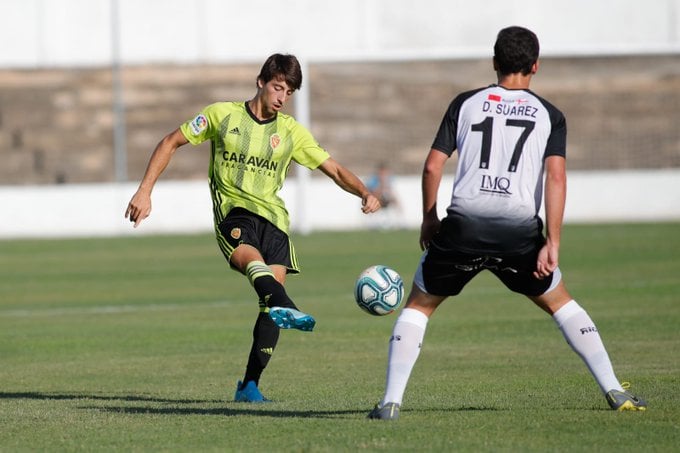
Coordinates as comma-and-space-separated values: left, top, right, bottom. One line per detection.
245, 261, 295, 309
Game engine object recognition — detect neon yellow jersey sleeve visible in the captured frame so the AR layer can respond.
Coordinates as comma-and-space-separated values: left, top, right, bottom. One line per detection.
179, 101, 330, 234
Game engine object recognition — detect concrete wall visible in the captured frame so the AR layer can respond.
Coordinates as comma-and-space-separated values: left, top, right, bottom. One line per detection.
2, 170, 678, 239
3, 57, 679, 186
2, 0, 679, 68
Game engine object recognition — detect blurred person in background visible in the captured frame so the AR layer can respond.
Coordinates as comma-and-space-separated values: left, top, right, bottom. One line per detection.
365, 162, 404, 229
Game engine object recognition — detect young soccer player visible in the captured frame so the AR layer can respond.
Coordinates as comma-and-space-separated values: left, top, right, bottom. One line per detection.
368, 26, 646, 420
125, 53, 381, 402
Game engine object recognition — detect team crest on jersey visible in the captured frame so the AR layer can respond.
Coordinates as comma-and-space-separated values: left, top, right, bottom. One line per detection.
270, 133, 281, 149
230, 228, 241, 240
189, 114, 208, 135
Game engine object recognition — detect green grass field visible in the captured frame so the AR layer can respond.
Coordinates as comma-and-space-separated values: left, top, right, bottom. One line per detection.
1, 224, 678, 452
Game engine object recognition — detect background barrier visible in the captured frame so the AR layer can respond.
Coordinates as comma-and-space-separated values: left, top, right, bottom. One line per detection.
2, 169, 678, 239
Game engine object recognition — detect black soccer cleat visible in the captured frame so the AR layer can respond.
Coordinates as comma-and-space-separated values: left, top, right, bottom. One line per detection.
367, 402, 400, 420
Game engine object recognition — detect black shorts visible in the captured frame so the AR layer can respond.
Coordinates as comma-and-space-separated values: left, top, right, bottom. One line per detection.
414, 241, 558, 297
216, 208, 299, 274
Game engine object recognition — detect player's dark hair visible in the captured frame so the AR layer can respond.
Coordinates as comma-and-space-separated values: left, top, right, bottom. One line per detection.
257, 53, 302, 91
493, 26, 540, 76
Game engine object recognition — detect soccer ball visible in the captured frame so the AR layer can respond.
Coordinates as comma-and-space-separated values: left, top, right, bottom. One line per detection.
354, 265, 404, 316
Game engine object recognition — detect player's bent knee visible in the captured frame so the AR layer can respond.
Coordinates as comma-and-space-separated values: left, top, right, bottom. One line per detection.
530, 280, 572, 314
404, 286, 446, 317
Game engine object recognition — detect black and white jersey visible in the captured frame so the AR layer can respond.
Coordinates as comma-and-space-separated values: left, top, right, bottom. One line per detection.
431, 84, 566, 254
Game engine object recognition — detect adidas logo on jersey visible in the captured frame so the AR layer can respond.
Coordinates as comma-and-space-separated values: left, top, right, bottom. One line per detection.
229, 127, 241, 135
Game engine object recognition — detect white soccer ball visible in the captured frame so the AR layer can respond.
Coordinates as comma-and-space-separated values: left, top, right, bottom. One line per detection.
354, 265, 404, 316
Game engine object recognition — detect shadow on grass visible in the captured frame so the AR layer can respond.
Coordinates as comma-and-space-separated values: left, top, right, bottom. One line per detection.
0, 391, 221, 405
85, 405, 368, 418
84, 405, 505, 418
0, 391, 507, 418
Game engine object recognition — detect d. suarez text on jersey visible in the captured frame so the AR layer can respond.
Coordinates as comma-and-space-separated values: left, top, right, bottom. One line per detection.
482, 101, 538, 118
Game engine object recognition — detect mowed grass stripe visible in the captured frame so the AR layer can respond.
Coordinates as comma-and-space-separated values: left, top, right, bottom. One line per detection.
0, 300, 235, 318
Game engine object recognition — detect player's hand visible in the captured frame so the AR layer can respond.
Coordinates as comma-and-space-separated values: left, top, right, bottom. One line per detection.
534, 240, 559, 279
361, 193, 381, 214
125, 191, 152, 228
419, 216, 440, 250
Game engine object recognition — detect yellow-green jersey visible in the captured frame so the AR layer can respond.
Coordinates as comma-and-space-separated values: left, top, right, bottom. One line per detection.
180, 101, 330, 234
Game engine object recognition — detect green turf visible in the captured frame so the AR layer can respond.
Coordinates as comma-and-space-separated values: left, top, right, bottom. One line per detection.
1, 224, 678, 452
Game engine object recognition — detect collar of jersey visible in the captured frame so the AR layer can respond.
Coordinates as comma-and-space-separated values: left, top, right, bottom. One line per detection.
244, 101, 278, 125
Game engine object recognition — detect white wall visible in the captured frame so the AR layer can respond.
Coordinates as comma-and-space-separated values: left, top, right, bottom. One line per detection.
2, 0, 679, 68
1, 170, 678, 239
2, 2, 676, 239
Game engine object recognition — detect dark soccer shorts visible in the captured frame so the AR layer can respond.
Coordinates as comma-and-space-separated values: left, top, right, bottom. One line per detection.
414, 242, 561, 297
216, 208, 299, 274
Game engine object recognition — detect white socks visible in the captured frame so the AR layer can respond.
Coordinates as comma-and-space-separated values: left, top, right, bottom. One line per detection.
381, 308, 429, 405
553, 300, 623, 393
380, 300, 621, 406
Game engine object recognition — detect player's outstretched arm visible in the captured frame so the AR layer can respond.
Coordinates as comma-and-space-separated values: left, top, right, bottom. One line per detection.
317, 157, 381, 213
125, 128, 189, 227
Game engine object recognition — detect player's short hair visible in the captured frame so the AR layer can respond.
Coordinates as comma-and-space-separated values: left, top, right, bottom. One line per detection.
493, 26, 540, 76
257, 53, 302, 91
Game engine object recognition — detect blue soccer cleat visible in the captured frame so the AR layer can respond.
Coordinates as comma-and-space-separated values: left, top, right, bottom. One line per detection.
269, 306, 315, 331
234, 380, 271, 403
